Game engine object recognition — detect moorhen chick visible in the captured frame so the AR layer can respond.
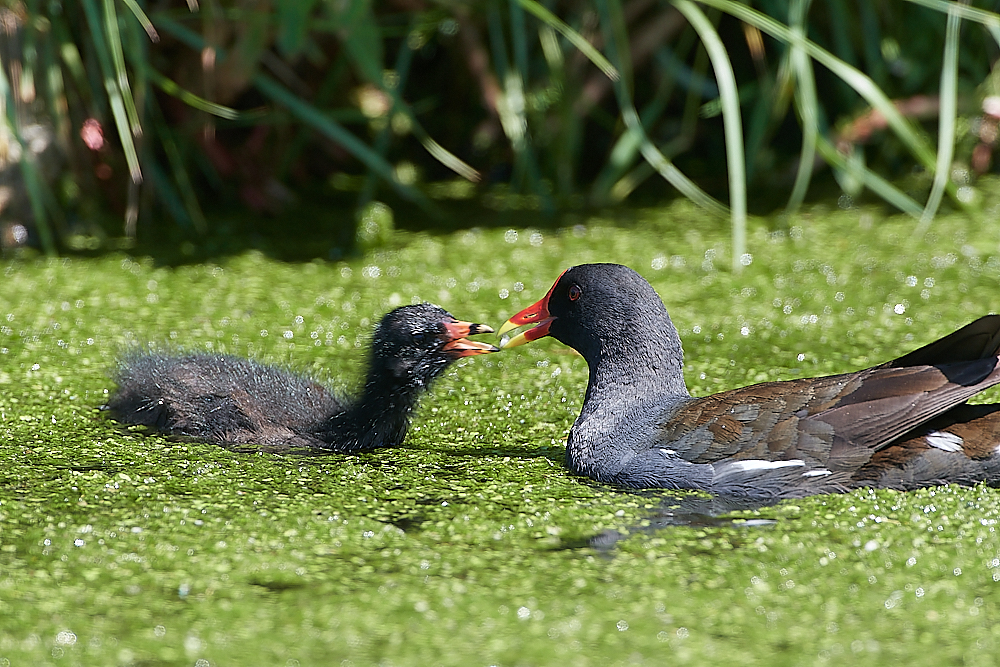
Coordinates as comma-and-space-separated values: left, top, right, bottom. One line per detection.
107, 304, 497, 451
498, 263, 1000, 499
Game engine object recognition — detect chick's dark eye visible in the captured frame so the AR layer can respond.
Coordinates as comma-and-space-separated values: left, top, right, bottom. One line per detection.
412, 331, 429, 345
568, 284, 582, 301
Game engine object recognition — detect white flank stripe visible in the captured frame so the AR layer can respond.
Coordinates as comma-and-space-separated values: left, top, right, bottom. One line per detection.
725, 459, 805, 472
925, 430, 964, 453
802, 469, 833, 477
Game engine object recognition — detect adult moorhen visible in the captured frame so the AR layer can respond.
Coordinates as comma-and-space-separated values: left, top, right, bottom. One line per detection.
107, 304, 497, 451
498, 263, 1000, 499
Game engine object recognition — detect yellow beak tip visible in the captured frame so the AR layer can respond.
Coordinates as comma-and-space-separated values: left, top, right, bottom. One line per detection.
498, 332, 530, 349
496, 319, 519, 338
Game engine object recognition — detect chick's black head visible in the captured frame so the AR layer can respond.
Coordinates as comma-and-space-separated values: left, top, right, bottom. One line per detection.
369, 304, 497, 389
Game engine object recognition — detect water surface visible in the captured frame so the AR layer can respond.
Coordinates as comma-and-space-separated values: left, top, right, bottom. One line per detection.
2, 201, 999, 665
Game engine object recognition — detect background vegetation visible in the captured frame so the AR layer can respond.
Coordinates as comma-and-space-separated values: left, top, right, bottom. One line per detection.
3, 0, 1000, 265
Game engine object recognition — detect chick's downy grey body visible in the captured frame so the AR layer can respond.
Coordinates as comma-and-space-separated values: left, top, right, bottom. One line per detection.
107, 304, 497, 451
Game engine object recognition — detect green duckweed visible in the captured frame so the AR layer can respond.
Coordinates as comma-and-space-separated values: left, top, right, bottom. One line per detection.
2, 198, 1000, 666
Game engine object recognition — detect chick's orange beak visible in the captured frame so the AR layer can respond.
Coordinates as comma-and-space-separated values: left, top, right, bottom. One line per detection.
441, 321, 499, 357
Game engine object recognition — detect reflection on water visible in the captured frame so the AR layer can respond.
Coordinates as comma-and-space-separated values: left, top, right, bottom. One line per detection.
589, 493, 780, 552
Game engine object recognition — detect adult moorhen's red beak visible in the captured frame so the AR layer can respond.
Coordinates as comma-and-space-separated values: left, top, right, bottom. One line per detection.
497, 301, 554, 348
497, 271, 565, 348
442, 320, 499, 357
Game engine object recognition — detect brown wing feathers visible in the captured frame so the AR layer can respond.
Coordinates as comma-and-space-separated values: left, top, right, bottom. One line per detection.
661, 355, 1000, 471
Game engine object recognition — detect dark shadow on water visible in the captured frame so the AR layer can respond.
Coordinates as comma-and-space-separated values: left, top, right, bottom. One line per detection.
119, 194, 629, 267
35, 168, 852, 265
583, 493, 782, 554
67, 181, 773, 267
381, 514, 426, 534
247, 577, 309, 592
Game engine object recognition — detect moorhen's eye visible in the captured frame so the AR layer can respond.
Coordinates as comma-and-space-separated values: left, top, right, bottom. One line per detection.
568, 284, 582, 301
412, 331, 429, 345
